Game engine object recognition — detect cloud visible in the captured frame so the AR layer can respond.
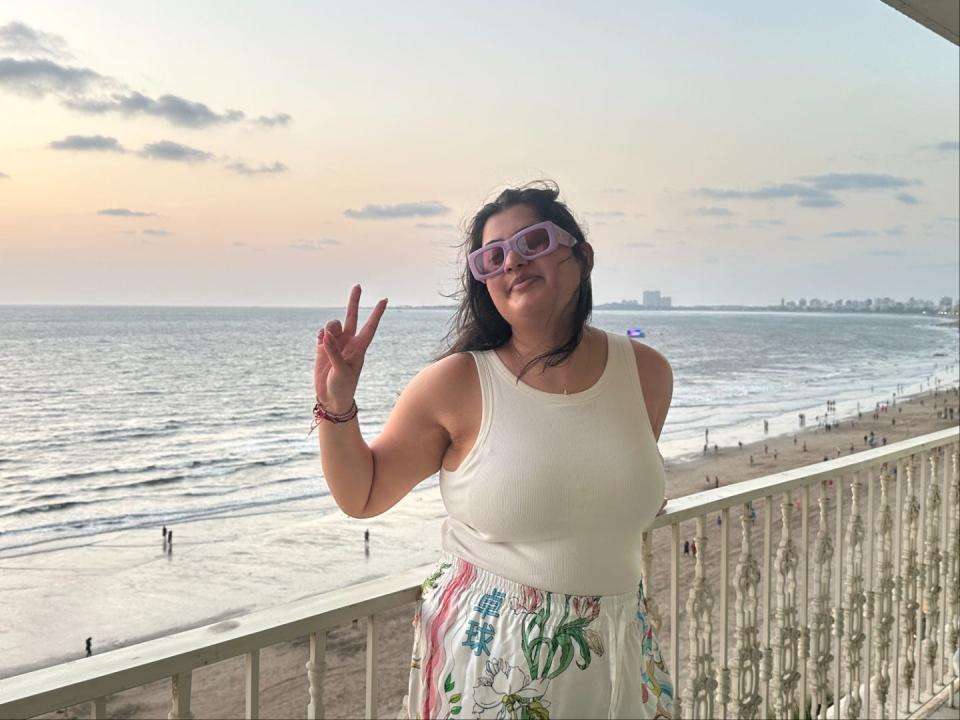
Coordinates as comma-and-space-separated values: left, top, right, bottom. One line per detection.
225, 160, 288, 175
290, 238, 340, 250
625, 241, 655, 248
884, 225, 906, 236
822, 229, 877, 238
694, 206, 734, 217
699, 172, 923, 209
0, 24, 291, 130
50, 134, 126, 152
255, 113, 291, 127
699, 182, 841, 208
714, 222, 739, 230
98, 208, 156, 217
0, 57, 105, 98
344, 201, 450, 220
0, 21, 70, 59
603, 187, 628, 193
65, 91, 244, 128
926, 141, 959, 152
142, 228, 169, 236
799, 172, 921, 192
140, 140, 213, 162
415, 222, 457, 230
748, 218, 784, 227
783, 235, 803, 241
895, 192, 919, 205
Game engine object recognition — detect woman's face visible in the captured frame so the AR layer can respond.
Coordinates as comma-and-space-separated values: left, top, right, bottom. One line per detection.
480, 204, 590, 325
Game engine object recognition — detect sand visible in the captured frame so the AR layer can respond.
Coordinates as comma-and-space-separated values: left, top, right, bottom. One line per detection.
39, 385, 960, 719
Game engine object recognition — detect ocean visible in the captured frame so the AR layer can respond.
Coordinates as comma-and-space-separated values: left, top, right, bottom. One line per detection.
0, 306, 957, 675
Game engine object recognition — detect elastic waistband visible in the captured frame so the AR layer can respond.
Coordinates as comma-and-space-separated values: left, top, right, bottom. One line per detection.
437, 552, 644, 603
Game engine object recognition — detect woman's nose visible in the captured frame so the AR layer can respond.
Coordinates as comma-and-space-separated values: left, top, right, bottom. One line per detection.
503, 248, 528, 273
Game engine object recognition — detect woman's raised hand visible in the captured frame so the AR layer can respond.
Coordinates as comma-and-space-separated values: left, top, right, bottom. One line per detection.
314, 285, 388, 413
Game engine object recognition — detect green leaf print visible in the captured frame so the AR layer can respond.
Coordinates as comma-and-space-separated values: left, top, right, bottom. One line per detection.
521, 699, 551, 720
444, 673, 454, 693
569, 630, 592, 670
449, 693, 461, 704
546, 636, 575, 679
450, 706, 461, 715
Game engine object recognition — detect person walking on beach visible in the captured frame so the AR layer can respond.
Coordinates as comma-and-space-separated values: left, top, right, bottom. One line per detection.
690, 539, 697, 558
683, 540, 690, 556
166, 530, 173, 555
313, 182, 673, 719
85, 637, 92, 657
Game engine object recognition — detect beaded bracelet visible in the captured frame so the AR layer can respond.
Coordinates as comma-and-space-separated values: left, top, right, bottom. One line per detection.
309, 399, 358, 435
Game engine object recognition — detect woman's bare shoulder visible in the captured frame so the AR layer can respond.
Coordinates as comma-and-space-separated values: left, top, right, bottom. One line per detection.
407, 351, 479, 407
628, 339, 672, 379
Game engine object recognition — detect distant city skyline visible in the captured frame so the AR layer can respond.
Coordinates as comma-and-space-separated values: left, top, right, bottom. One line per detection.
0, 2, 957, 308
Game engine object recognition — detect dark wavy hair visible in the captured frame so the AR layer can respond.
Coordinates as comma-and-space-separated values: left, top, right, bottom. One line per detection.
437, 181, 593, 380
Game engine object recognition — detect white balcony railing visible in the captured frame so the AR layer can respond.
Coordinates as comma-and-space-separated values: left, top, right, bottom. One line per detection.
1, 427, 957, 719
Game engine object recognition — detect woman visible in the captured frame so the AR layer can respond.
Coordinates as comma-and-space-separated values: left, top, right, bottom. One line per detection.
314, 182, 673, 719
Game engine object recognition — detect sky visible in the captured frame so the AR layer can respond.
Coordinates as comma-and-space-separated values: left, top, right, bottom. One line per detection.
0, 1, 958, 308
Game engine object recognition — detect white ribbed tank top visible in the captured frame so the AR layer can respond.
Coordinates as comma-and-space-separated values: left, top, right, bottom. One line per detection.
438, 330, 666, 596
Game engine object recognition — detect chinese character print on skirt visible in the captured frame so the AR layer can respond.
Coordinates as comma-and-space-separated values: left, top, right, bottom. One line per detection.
400, 554, 673, 720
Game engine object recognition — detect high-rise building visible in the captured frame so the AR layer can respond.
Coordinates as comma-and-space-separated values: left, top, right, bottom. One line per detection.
642, 290, 661, 307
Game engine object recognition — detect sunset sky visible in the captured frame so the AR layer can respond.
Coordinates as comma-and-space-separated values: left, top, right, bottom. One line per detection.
1, 1, 957, 307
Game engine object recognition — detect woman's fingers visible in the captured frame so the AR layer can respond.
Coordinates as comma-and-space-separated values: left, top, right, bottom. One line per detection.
324, 318, 343, 338
323, 332, 349, 374
343, 284, 361, 336
357, 298, 388, 349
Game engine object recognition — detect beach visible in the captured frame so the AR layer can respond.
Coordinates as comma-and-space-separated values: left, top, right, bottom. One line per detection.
36, 385, 960, 719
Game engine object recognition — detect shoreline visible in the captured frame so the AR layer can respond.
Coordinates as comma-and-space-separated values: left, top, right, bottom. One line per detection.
30, 386, 960, 719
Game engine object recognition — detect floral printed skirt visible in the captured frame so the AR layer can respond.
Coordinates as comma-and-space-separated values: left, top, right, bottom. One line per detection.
400, 554, 673, 720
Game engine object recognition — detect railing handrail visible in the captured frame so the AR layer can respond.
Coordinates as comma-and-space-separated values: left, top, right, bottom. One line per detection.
0, 567, 428, 717
650, 426, 959, 527
1, 426, 956, 717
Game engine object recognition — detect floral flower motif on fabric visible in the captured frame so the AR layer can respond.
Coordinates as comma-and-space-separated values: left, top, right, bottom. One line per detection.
472, 657, 551, 719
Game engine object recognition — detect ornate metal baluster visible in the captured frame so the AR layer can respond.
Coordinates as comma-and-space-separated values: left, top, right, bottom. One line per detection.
686, 515, 718, 718
807, 481, 834, 719
947, 447, 960, 709
772, 493, 802, 719
844, 474, 867, 718
922, 451, 943, 694
872, 466, 895, 718
731, 503, 763, 719
899, 461, 921, 714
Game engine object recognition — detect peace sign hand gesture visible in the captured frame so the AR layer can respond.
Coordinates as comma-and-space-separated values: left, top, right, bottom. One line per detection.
314, 285, 388, 414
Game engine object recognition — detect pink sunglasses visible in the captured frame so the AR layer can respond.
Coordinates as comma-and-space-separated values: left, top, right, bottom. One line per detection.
468, 221, 578, 282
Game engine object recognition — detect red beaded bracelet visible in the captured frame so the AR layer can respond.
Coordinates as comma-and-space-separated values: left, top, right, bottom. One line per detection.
309, 399, 358, 435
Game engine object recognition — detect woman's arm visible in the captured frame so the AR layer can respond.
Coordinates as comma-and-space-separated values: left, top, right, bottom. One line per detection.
314, 286, 464, 517
630, 341, 674, 441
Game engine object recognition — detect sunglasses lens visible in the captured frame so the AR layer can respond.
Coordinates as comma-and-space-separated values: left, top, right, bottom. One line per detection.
476, 245, 505, 275
518, 227, 550, 256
